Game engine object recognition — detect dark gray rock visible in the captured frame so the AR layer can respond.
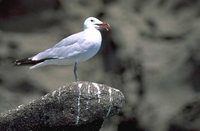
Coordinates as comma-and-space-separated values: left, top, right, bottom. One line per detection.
0, 81, 125, 131
0, 0, 61, 32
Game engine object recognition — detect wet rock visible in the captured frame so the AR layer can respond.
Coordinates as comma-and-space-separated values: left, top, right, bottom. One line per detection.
0, 81, 125, 131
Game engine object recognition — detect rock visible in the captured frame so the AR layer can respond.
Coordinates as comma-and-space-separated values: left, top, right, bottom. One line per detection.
2, 0, 200, 130
0, 0, 61, 32
104, 0, 200, 130
168, 99, 200, 131
0, 81, 125, 131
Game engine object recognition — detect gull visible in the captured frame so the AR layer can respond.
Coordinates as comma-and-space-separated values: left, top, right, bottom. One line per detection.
15, 17, 110, 81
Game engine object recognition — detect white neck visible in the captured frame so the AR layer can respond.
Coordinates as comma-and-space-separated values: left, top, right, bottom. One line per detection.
84, 28, 102, 44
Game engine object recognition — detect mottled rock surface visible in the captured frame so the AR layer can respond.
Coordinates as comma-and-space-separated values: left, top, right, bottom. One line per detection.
0, 81, 125, 131
1, 0, 200, 131
168, 98, 200, 131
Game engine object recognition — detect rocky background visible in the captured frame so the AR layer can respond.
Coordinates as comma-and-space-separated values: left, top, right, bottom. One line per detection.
0, 0, 200, 131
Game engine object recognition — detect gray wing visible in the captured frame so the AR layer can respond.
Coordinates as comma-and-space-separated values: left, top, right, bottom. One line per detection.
53, 31, 85, 48
32, 31, 87, 60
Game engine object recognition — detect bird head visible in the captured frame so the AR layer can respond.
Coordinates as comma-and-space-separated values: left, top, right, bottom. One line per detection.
84, 17, 110, 31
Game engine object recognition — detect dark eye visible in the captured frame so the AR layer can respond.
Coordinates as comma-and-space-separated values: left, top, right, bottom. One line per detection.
90, 19, 94, 22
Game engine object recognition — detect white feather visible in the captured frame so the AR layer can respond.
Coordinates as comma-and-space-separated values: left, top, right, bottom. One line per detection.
30, 17, 103, 69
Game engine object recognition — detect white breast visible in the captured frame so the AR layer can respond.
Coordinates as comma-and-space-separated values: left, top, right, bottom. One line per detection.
76, 28, 102, 62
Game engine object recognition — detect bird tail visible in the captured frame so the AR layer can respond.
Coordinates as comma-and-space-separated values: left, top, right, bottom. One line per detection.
14, 58, 45, 66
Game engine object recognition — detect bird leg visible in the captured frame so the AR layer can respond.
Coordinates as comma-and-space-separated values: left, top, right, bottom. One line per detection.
74, 62, 79, 81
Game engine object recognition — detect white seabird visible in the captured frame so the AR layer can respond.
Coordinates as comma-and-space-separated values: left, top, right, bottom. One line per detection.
15, 17, 110, 81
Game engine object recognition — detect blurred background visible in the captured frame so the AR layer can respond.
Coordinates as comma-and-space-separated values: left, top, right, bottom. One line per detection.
0, 0, 200, 131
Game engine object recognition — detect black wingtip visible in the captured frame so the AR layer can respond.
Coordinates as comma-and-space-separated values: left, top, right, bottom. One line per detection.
14, 60, 21, 66
14, 58, 28, 66
14, 58, 36, 66
14, 58, 49, 66
14, 59, 24, 66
